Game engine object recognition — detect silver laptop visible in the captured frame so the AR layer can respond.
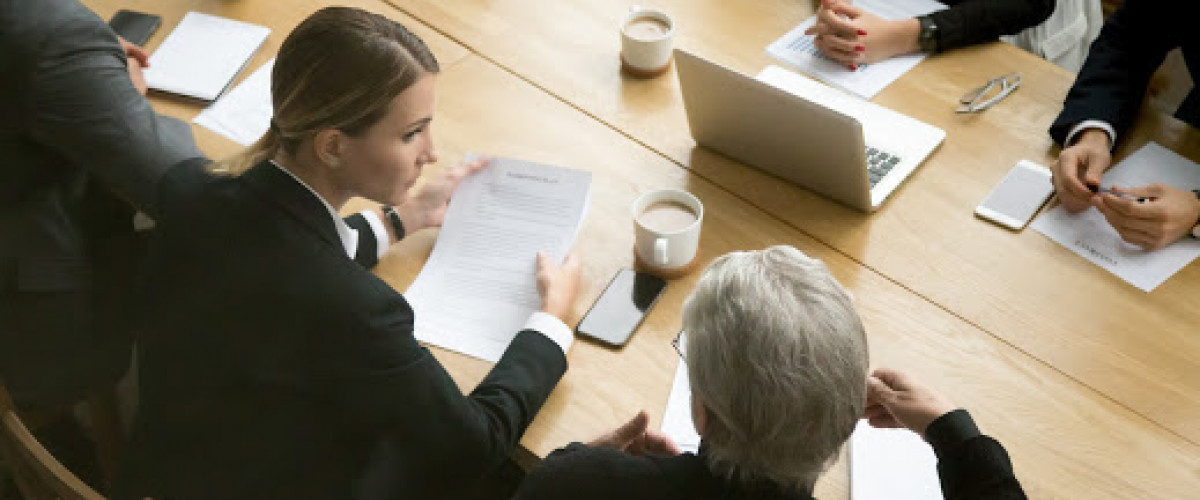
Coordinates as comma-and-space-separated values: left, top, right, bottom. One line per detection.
675, 49, 945, 212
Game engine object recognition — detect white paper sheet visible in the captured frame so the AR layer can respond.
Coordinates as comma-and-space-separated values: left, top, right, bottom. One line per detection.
661, 334, 701, 454
194, 59, 274, 146
850, 421, 943, 500
1031, 142, 1200, 292
766, 0, 946, 99
144, 12, 270, 101
405, 156, 592, 362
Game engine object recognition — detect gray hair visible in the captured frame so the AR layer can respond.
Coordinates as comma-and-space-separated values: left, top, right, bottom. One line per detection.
682, 245, 869, 492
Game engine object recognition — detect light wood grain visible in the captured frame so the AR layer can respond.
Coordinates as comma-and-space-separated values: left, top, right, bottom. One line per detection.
383, 0, 1200, 445
72, 1, 1200, 498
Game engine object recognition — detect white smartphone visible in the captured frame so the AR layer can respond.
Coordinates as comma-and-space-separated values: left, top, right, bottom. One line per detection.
975, 160, 1055, 230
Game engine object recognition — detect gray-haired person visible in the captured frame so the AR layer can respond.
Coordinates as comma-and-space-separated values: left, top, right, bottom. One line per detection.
512, 245, 1026, 500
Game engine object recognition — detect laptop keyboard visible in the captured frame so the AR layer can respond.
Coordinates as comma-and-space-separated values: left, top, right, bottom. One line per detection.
866, 147, 903, 187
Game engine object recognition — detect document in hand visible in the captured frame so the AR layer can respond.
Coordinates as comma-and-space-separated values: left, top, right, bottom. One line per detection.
850, 421, 943, 500
405, 156, 592, 362
194, 59, 274, 146
766, 0, 946, 99
1031, 142, 1200, 292
143, 12, 270, 101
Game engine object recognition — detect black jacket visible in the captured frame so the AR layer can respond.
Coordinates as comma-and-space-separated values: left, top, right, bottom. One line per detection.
1050, 0, 1199, 145
0, 0, 201, 407
512, 410, 1026, 500
931, 0, 1055, 52
116, 160, 568, 500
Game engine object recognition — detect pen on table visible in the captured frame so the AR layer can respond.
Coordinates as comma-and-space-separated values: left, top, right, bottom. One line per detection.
1088, 185, 1152, 203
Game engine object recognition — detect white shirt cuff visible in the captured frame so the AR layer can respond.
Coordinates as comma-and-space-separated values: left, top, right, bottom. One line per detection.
359, 209, 392, 260
1066, 120, 1116, 150
523, 311, 573, 355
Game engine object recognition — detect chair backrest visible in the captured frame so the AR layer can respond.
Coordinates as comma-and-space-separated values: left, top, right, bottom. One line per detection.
0, 381, 105, 500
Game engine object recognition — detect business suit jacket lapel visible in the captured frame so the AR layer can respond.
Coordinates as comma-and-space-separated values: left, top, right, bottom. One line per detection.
241, 160, 343, 253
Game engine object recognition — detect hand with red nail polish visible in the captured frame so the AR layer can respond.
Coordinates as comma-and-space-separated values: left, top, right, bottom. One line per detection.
806, 0, 924, 66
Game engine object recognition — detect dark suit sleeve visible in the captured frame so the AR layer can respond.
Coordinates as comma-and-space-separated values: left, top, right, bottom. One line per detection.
1049, 0, 1182, 145
927, 410, 1027, 500
327, 294, 567, 494
23, 0, 202, 218
929, 0, 1054, 51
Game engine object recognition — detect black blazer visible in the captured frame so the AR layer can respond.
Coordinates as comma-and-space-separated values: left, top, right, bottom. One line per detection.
512, 410, 1026, 500
1050, 0, 1200, 145
930, 0, 1054, 52
0, 0, 201, 407
116, 160, 568, 500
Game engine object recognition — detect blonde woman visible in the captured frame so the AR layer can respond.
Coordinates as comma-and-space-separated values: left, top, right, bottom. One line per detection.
116, 7, 581, 500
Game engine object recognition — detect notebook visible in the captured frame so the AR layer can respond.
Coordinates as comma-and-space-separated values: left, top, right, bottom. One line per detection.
143, 12, 270, 101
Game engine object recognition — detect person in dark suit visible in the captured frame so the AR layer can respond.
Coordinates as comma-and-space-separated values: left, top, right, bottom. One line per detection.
1049, 0, 1200, 250
0, 0, 201, 410
512, 246, 1026, 500
114, 7, 582, 500
805, 0, 1054, 68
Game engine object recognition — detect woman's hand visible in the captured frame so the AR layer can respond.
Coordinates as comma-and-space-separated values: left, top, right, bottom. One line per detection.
536, 251, 582, 323
395, 157, 490, 233
805, 0, 921, 67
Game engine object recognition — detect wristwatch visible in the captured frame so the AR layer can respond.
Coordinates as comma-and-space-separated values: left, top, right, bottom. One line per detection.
382, 205, 406, 240
917, 14, 940, 53
1191, 190, 1200, 239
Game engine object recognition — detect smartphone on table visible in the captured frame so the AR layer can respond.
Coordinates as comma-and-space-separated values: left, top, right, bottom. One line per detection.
109, 9, 162, 46
577, 268, 667, 347
975, 160, 1055, 230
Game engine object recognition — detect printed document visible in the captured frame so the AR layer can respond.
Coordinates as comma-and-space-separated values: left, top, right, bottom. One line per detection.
194, 59, 274, 146
405, 156, 592, 362
1032, 142, 1200, 292
850, 421, 942, 500
766, 0, 946, 99
144, 12, 269, 101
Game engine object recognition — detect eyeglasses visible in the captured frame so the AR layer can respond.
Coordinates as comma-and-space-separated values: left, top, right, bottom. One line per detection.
957, 73, 1021, 113
671, 330, 686, 360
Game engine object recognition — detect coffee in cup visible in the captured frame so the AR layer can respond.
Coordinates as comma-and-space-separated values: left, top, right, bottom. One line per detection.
620, 7, 675, 77
631, 188, 704, 276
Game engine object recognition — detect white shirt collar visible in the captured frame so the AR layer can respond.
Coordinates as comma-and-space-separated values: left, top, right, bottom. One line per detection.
269, 161, 358, 259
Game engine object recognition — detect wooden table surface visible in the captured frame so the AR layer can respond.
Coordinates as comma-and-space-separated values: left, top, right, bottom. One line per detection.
80, 0, 1200, 498
383, 0, 1200, 450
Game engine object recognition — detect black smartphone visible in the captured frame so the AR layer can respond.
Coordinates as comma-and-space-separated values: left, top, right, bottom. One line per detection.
109, 9, 162, 46
577, 268, 667, 347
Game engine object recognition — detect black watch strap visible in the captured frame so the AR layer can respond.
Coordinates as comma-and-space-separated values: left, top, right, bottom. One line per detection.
917, 14, 940, 53
382, 205, 406, 240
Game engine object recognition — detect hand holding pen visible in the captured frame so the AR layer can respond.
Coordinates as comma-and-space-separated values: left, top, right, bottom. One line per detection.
1090, 183, 1200, 250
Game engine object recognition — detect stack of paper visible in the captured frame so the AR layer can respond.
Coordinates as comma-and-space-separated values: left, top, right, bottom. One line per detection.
194, 59, 275, 146
850, 421, 943, 500
405, 156, 592, 362
1032, 142, 1200, 291
766, 0, 946, 99
144, 12, 270, 101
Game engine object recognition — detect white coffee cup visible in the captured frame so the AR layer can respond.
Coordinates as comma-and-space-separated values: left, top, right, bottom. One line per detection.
632, 188, 703, 273
620, 6, 675, 77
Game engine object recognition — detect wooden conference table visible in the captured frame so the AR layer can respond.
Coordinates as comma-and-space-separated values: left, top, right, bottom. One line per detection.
82, 0, 1200, 498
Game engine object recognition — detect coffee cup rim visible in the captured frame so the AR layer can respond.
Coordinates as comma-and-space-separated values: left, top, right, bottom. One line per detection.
631, 188, 703, 235
621, 8, 675, 40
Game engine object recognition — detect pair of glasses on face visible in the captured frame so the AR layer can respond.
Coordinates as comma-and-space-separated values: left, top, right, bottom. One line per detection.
671, 330, 686, 360
957, 73, 1021, 113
